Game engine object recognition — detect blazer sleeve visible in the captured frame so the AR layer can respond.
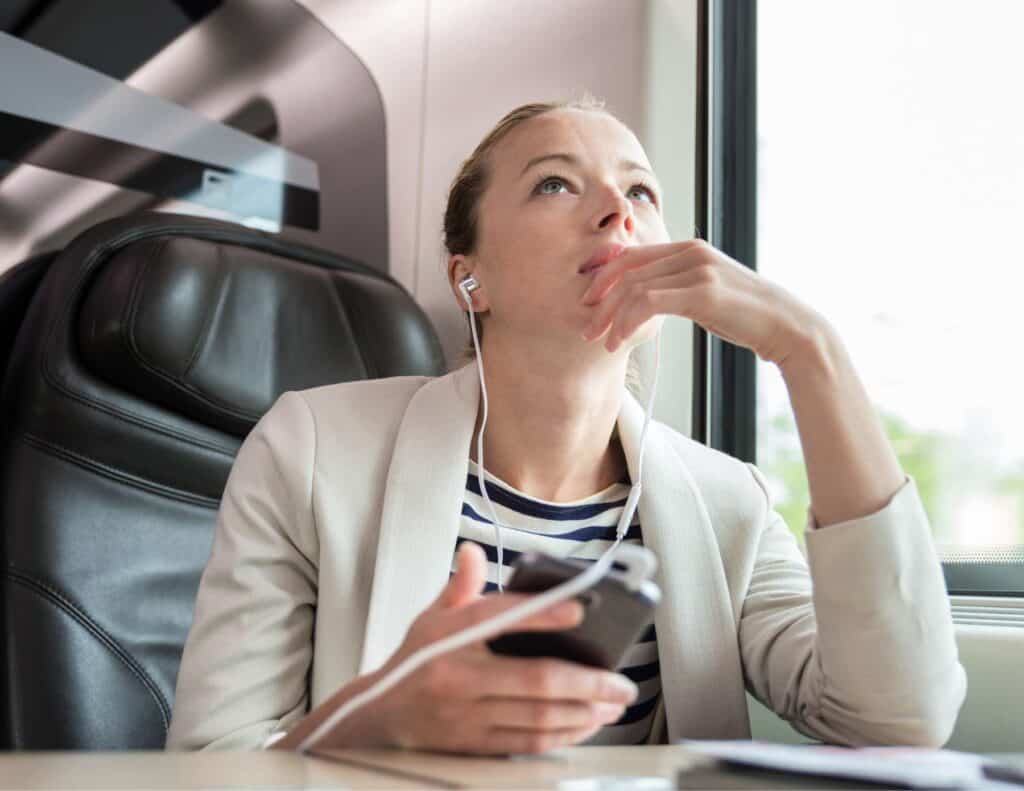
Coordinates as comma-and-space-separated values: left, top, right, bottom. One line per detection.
166, 391, 320, 750
738, 465, 967, 747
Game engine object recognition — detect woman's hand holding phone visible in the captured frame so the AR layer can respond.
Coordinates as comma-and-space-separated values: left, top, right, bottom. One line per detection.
278, 542, 638, 755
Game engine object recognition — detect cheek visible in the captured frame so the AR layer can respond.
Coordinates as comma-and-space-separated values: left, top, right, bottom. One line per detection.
640, 213, 671, 243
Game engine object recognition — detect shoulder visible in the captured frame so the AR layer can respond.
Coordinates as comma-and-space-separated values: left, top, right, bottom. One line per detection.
246, 373, 436, 459
296, 373, 434, 423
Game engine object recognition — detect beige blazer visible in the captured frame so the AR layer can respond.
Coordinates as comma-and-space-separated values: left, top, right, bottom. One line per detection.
166, 362, 966, 751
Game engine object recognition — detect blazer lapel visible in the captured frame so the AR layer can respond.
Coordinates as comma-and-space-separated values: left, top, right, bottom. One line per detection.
616, 389, 750, 741
359, 363, 480, 674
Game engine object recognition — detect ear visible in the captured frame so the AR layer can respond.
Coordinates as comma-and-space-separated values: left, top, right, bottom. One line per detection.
448, 255, 490, 313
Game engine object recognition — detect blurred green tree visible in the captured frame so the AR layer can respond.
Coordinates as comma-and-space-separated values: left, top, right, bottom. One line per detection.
757, 408, 956, 542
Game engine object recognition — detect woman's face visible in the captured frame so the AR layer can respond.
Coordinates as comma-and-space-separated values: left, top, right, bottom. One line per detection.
454, 109, 670, 357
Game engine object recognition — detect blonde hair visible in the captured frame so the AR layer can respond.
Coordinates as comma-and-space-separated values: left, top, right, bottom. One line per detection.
442, 93, 644, 397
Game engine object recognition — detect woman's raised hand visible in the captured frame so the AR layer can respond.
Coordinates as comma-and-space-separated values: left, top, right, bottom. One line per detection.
581, 238, 826, 366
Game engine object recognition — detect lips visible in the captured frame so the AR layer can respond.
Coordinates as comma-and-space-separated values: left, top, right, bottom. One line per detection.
579, 243, 627, 275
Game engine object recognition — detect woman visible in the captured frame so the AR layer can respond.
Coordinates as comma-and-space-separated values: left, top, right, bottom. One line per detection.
166, 97, 966, 754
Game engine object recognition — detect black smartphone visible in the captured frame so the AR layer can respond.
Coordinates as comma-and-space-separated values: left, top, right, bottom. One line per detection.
487, 547, 661, 670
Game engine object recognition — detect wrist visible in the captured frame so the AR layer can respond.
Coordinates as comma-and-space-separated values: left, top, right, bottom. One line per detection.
776, 314, 843, 382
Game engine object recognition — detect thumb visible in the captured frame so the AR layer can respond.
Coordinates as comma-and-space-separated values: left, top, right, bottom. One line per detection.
437, 541, 488, 610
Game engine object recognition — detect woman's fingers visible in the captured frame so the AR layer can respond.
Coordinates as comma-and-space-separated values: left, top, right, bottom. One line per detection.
477, 697, 625, 731
467, 655, 638, 705
584, 268, 707, 343
583, 239, 706, 304
604, 273, 700, 351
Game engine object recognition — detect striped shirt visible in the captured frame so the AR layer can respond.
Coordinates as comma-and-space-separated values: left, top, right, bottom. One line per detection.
450, 459, 661, 746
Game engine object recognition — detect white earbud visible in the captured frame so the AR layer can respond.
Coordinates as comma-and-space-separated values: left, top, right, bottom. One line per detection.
459, 274, 479, 297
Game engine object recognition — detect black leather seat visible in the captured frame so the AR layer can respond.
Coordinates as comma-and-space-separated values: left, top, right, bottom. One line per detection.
0, 212, 445, 749
0, 252, 58, 386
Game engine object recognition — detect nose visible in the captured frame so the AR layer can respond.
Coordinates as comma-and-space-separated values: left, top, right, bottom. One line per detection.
593, 186, 636, 236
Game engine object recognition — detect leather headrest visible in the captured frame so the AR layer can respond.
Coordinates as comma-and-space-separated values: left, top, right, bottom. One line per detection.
77, 233, 431, 436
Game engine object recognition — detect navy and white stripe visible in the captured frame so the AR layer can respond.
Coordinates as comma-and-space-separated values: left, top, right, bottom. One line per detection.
452, 459, 661, 745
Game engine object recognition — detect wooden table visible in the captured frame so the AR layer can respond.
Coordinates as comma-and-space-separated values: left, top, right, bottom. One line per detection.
0, 746, 700, 789
1, 747, 1021, 790
315, 745, 700, 789
0, 750, 423, 789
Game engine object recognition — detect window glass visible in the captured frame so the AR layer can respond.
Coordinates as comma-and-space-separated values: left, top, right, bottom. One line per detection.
0, 1, 387, 273
756, 1, 1024, 549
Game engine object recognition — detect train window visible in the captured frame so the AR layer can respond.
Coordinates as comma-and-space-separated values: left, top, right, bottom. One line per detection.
753, 1, 1024, 589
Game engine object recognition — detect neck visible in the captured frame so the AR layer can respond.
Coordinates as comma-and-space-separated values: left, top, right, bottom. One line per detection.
467, 335, 630, 502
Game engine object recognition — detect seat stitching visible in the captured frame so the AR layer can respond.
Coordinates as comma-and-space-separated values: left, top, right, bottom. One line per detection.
34, 221, 402, 445
4, 567, 171, 731
325, 273, 371, 379
335, 273, 380, 379
20, 432, 221, 508
182, 243, 226, 377
119, 242, 261, 423
123, 237, 164, 373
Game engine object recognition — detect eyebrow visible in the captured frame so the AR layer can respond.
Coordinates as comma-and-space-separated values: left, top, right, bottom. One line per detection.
520, 152, 661, 191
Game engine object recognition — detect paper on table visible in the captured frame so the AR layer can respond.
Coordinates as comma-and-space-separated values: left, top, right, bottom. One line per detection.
677, 739, 988, 789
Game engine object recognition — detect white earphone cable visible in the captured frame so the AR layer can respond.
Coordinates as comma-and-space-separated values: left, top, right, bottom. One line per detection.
467, 299, 508, 590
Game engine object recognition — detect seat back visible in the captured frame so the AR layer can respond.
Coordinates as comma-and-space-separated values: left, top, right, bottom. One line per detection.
0, 252, 58, 389
0, 212, 444, 749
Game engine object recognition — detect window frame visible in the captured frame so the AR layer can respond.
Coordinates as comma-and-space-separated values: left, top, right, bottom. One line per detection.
693, 0, 1024, 597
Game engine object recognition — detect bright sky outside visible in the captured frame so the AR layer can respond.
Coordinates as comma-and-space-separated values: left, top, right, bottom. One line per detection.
756, 1, 1024, 543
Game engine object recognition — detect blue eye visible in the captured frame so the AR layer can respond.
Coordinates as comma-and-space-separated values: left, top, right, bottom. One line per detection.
628, 184, 658, 204
536, 175, 569, 195
532, 173, 659, 206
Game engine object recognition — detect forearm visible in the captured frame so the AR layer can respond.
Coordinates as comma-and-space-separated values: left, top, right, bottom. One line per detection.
271, 668, 392, 752
777, 320, 906, 528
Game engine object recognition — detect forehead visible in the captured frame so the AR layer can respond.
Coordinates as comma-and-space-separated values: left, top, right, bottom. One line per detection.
488, 109, 650, 178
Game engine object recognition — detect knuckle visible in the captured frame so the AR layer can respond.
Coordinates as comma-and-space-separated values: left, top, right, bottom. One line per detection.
695, 255, 717, 278
701, 280, 722, 309
696, 266, 721, 293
